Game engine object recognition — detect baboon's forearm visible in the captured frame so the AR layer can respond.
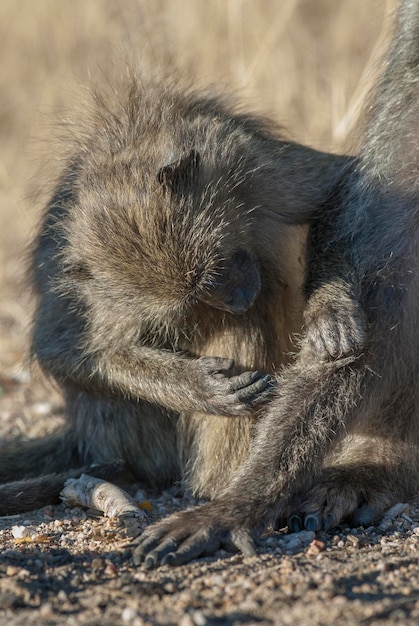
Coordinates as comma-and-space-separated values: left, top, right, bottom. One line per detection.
39, 346, 206, 410
215, 356, 367, 527
38, 345, 268, 417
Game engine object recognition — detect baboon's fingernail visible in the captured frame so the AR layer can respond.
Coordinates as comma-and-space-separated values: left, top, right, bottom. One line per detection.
288, 515, 302, 533
305, 514, 321, 532
324, 512, 337, 531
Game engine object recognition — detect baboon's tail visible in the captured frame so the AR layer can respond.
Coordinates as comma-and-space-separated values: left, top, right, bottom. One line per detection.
0, 431, 127, 514
0, 462, 125, 515
0, 431, 76, 514
0, 430, 79, 484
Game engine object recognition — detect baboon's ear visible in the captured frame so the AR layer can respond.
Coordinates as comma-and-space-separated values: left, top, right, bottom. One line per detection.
157, 149, 200, 192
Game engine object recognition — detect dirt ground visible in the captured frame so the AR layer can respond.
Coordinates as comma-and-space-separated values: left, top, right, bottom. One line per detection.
0, 377, 419, 626
2, 1, 418, 624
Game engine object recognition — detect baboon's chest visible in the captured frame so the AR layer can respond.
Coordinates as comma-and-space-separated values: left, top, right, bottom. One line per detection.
177, 277, 302, 373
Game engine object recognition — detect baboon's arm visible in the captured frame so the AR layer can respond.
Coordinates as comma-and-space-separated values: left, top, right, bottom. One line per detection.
133, 353, 365, 568
37, 341, 272, 417
133, 0, 419, 567
302, 197, 366, 360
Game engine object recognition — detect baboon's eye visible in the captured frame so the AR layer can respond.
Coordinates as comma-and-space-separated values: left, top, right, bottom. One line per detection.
157, 149, 200, 192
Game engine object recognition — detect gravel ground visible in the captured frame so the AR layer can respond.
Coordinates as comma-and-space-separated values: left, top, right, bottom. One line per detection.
1, 373, 419, 626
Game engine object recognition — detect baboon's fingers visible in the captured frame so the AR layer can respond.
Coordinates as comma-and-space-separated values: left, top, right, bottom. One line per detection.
323, 512, 338, 531
298, 490, 358, 531
352, 503, 383, 527
132, 502, 257, 568
228, 370, 261, 391
307, 307, 366, 361
199, 356, 235, 374
143, 536, 180, 570
229, 528, 257, 557
162, 535, 221, 567
288, 514, 303, 533
234, 374, 271, 401
314, 318, 341, 358
304, 513, 322, 532
133, 530, 167, 565
246, 381, 276, 406
289, 464, 397, 532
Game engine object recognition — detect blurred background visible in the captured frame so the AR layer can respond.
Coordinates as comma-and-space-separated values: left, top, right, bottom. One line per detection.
0, 0, 396, 398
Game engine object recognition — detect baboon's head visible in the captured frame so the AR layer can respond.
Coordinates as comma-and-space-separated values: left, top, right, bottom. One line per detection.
60, 82, 268, 325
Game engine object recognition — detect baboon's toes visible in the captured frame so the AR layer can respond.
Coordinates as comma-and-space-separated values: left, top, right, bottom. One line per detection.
288, 466, 400, 532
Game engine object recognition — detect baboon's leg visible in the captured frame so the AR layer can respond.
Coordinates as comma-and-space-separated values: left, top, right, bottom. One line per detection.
132, 354, 373, 567
67, 391, 181, 488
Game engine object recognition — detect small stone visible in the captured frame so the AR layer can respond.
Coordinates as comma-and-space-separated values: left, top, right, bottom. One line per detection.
57, 590, 67, 602
382, 503, 409, 519
11, 525, 34, 539
105, 563, 117, 576
122, 607, 138, 622
281, 530, 315, 554
192, 611, 207, 626
39, 601, 54, 617
17, 568, 31, 579
306, 539, 325, 556
346, 534, 360, 547
33, 402, 52, 416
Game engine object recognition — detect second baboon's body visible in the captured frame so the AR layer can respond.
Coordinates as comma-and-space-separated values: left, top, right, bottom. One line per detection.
134, 0, 419, 569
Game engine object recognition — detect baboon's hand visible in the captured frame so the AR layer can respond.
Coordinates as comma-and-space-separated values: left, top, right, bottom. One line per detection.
133, 503, 257, 569
304, 292, 366, 360
194, 356, 273, 416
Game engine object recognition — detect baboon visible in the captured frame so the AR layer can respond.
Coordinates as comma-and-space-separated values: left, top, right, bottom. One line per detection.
134, 0, 419, 568
0, 78, 352, 514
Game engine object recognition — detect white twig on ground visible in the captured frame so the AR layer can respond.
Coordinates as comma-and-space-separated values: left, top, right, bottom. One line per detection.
60, 474, 148, 537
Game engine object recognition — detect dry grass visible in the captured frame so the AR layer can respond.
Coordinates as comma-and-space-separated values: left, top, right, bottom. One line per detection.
0, 0, 396, 375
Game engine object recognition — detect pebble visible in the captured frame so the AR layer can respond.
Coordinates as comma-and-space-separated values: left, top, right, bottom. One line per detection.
346, 534, 360, 548
191, 610, 207, 625
306, 539, 326, 556
39, 602, 54, 617
57, 590, 67, 602
105, 562, 118, 576
11, 525, 36, 539
280, 530, 315, 554
122, 607, 138, 622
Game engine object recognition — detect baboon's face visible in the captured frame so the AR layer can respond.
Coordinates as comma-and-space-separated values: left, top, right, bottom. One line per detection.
63, 145, 261, 323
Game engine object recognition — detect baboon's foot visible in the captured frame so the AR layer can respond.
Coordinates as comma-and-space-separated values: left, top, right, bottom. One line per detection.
288, 465, 401, 532
132, 502, 256, 569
